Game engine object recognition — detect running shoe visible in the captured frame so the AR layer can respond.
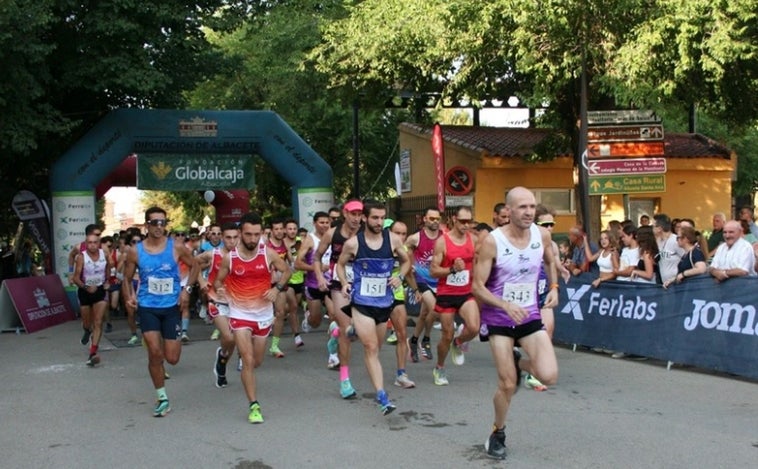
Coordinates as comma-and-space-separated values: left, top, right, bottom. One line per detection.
376, 390, 396, 416
451, 341, 465, 366
433, 367, 449, 386
270, 344, 285, 358
80, 329, 91, 346
214, 347, 228, 388
524, 373, 547, 391
104, 322, 113, 333
237, 356, 243, 372
153, 399, 171, 417
127, 334, 140, 346
294, 335, 304, 348
210, 329, 220, 340
248, 403, 264, 424
301, 312, 312, 333
198, 304, 207, 319
394, 373, 415, 389
327, 353, 340, 369
164, 370, 170, 380
421, 341, 433, 360
386, 331, 398, 344
409, 340, 419, 363
181, 332, 190, 344
485, 428, 506, 460
86, 354, 100, 367
340, 379, 357, 399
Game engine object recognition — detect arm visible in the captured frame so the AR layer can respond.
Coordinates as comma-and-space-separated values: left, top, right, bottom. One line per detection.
194, 251, 213, 291
553, 240, 571, 283
631, 252, 655, 280
336, 237, 358, 298
294, 235, 315, 272
71, 253, 86, 289
212, 253, 231, 292
583, 236, 600, 262
429, 235, 451, 278
177, 243, 201, 290
312, 228, 334, 291
121, 247, 139, 312
390, 233, 412, 290
267, 247, 292, 301
541, 228, 559, 309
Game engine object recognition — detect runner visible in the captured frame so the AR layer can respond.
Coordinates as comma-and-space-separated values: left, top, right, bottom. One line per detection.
295, 211, 334, 335
387, 221, 416, 389
213, 212, 291, 424
284, 219, 306, 349
266, 219, 300, 357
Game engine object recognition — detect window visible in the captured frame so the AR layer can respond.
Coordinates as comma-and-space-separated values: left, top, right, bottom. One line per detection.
534, 189, 575, 214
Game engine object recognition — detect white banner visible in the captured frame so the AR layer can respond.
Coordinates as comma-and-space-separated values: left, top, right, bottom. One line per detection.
51, 192, 97, 288
297, 188, 334, 232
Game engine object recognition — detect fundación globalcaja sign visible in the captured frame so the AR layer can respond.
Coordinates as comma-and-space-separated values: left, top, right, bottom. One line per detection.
136, 153, 256, 190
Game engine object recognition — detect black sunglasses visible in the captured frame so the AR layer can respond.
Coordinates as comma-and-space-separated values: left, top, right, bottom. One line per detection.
537, 221, 555, 228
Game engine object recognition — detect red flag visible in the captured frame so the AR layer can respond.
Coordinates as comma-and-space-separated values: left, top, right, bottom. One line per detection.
431, 123, 446, 211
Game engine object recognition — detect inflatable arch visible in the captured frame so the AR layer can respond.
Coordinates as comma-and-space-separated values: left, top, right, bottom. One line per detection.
50, 109, 333, 288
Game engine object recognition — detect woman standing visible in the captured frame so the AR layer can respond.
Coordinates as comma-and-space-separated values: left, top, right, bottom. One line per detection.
663, 226, 708, 288
614, 225, 640, 281
584, 230, 619, 288
630, 226, 660, 284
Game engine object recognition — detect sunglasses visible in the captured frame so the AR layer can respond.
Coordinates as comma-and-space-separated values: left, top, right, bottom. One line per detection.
209, 231, 222, 236
427, 217, 441, 222
457, 218, 473, 225
146, 219, 168, 227
537, 221, 555, 228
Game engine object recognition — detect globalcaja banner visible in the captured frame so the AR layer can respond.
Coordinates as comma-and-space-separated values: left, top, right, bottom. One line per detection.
137, 153, 255, 190
555, 274, 758, 380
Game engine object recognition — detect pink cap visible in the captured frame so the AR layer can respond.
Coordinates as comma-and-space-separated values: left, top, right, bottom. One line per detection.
343, 200, 363, 212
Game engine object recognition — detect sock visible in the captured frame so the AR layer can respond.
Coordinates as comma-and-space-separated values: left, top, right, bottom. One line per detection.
89, 344, 98, 355
250, 400, 259, 408
339, 365, 350, 381
271, 336, 280, 348
327, 336, 338, 354
397, 368, 405, 377
156, 387, 168, 401
331, 326, 340, 338
493, 424, 505, 434
376, 389, 387, 402
181, 318, 189, 332
422, 336, 430, 343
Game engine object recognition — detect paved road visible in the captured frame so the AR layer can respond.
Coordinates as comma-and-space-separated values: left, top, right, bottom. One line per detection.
1, 318, 756, 468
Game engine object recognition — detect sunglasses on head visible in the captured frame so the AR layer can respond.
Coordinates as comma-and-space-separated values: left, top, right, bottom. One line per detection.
537, 221, 555, 228
146, 219, 168, 227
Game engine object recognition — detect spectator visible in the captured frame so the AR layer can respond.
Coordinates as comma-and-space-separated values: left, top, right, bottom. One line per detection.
491, 202, 508, 228
614, 225, 639, 281
709, 220, 757, 281
663, 226, 707, 289
630, 226, 660, 284
739, 219, 758, 244
584, 230, 619, 288
678, 218, 710, 259
653, 214, 685, 284
738, 206, 758, 238
639, 214, 651, 227
566, 225, 597, 276
707, 212, 726, 254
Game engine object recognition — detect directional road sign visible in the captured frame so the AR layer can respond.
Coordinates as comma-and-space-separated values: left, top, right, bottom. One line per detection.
587, 157, 667, 177
588, 174, 666, 195
587, 125, 664, 143
587, 110, 661, 125
587, 142, 665, 158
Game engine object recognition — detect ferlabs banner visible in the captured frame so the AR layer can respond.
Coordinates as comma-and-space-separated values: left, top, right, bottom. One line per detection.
137, 153, 255, 190
555, 274, 758, 380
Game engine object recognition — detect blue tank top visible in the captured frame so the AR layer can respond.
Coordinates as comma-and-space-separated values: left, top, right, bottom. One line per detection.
351, 230, 394, 308
137, 238, 181, 308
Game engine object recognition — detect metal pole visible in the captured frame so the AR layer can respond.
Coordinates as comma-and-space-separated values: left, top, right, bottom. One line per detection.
578, 47, 591, 236
352, 99, 360, 199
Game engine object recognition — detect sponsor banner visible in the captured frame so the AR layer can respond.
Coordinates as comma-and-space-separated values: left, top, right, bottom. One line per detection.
51, 192, 96, 289
137, 154, 255, 190
431, 124, 446, 211
12, 190, 53, 273
556, 274, 758, 380
399, 149, 411, 193
297, 188, 334, 232
0, 275, 76, 333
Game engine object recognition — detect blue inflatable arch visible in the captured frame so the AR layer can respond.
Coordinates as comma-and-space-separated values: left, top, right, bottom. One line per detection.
50, 109, 333, 287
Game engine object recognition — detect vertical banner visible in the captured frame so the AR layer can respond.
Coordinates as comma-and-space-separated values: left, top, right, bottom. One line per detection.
297, 188, 334, 232
399, 148, 411, 193
431, 123, 446, 212
51, 192, 96, 289
11, 190, 53, 274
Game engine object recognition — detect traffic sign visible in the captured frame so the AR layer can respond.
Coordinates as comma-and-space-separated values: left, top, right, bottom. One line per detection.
587, 125, 664, 143
587, 142, 664, 158
445, 166, 473, 195
587, 110, 661, 125
587, 158, 666, 176
588, 175, 666, 195
446, 195, 474, 207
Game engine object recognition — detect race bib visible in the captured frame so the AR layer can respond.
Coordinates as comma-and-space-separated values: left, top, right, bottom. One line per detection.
147, 277, 174, 295
333, 264, 354, 283
360, 277, 387, 297
85, 278, 102, 287
446, 269, 470, 287
502, 283, 534, 307
258, 317, 274, 329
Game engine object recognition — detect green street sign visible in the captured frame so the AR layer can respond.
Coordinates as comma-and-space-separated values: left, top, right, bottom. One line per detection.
589, 174, 665, 195
137, 154, 255, 190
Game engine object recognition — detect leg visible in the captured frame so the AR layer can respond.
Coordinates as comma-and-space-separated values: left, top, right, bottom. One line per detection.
79, 304, 93, 344
540, 307, 555, 339
269, 292, 286, 356
143, 330, 168, 389
518, 330, 558, 386
488, 335, 518, 429
457, 300, 481, 343
435, 311, 455, 368
390, 304, 408, 371
352, 309, 386, 392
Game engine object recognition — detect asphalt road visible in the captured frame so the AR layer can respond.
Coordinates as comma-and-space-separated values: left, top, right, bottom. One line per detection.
1, 318, 756, 468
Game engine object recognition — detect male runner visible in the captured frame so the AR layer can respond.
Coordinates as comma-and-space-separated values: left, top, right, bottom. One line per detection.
336, 201, 411, 414
284, 219, 306, 348
405, 207, 442, 362
387, 221, 416, 388
295, 211, 334, 333
266, 219, 301, 357
473, 187, 559, 459
213, 212, 291, 424
429, 206, 480, 385
122, 207, 199, 417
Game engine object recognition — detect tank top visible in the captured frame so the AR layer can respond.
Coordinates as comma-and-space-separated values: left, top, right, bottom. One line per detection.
305, 232, 331, 288
618, 247, 640, 281
81, 249, 107, 287
436, 232, 475, 296
480, 225, 544, 327
329, 224, 354, 284
351, 230, 394, 308
267, 238, 288, 283
207, 247, 228, 303
596, 250, 614, 273
288, 237, 304, 285
225, 243, 274, 321
413, 229, 439, 288
137, 238, 180, 308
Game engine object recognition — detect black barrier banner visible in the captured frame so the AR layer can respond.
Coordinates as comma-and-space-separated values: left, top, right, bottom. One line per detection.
555, 274, 758, 380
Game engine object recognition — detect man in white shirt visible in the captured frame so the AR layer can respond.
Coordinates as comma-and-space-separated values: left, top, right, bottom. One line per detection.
709, 220, 756, 281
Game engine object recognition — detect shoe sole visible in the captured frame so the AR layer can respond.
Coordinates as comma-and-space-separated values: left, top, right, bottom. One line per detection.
394, 381, 416, 389
484, 440, 506, 460
382, 405, 396, 416
86, 356, 100, 367
153, 406, 171, 417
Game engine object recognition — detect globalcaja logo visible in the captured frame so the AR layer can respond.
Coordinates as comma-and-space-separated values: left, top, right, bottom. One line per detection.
151, 161, 173, 180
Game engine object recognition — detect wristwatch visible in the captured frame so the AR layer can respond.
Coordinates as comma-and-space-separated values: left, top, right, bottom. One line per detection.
275, 283, 287, 292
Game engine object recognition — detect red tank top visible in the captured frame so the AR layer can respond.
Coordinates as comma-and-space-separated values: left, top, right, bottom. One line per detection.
436, 232, 475, 296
